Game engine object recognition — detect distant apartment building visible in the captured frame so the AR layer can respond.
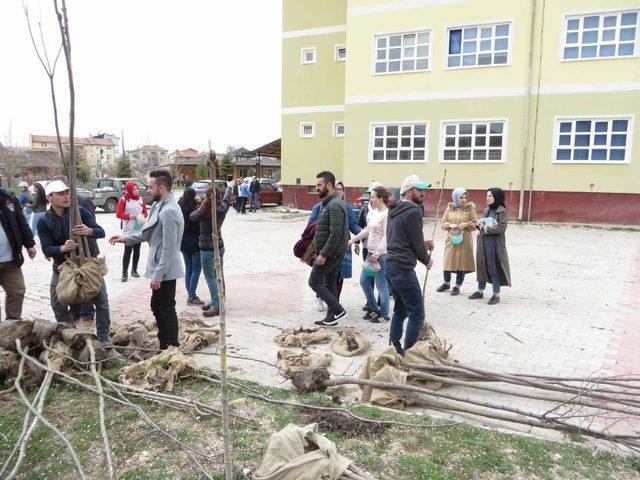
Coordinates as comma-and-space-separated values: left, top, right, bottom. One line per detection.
160, 148, 206, 179
30, 134, 117, 175
281, 0, 640, 224
128, 145, 169, 172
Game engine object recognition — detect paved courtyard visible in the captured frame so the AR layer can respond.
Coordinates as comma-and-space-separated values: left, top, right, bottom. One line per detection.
7, 205, 640, 437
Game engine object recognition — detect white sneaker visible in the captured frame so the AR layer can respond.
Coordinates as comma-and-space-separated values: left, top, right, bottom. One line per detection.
315, 298, 325, 312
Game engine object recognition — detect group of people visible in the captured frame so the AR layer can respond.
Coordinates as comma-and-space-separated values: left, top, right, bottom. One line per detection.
231, 176, 261, 214
303, 171, 511, 354
174, 173, 192, 188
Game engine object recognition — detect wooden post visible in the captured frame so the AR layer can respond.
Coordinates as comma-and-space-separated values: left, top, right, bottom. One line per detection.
208, 149, 233, 479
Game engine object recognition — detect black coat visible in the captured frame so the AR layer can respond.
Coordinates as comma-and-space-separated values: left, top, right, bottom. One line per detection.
0, 189, 35, 267
180, 205, 201, 254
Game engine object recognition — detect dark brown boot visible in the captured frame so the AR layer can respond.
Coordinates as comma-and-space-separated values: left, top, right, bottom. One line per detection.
203, 307, 220, 317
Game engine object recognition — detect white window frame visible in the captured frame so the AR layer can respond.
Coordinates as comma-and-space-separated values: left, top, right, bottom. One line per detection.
560, 9, 640, 62
439, 118, 508, 164
301, 47, 317, 65
368, 121, 429, 163
335, 44, 347, 62
371, 29, 431, 75
552, 114, 634, 165
444, 20, 513, 70
299, 121, 315, 138
333, 121, 345, 137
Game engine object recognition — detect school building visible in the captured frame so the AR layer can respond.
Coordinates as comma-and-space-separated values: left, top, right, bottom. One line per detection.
280, 0, 640, 224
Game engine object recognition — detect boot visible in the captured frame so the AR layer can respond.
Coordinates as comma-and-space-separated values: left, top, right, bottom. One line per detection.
131, 270, 140, 278
121, 272, 128, 282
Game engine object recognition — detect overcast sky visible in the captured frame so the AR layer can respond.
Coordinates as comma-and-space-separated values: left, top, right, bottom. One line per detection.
0, 0, 282, 153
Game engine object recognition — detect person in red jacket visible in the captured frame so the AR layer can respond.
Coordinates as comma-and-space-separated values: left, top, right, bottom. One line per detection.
115, 181, 148, 282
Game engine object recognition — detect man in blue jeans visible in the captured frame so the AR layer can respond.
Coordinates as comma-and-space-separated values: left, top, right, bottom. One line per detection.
385, 175, 433, 354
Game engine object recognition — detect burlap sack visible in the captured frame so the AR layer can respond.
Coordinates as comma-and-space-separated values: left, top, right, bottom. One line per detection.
56, 257, 108, 306
331, 330, 371, 357
369, 365, 416, 410
40, 341, 72, 372
359, 346, 408, 407
253, 423, 351, 480
119, 346, 196, 391
277, 349, 332, 379
0, 347, 18, 383
0, 320, 34, 352
275, 327, 330, 348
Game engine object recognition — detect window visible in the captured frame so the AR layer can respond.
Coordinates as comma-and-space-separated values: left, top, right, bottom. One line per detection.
333, 122, 345, 137
301, 47, 316, 64
374, 31, 430, 74
300, 122, 315, 138
442, 120, 506, 162
447, 22, 510, 68
563, 11, 639, 60
370, 122, 428, 162
554, 116, 633, 163
335, 45, 346, 62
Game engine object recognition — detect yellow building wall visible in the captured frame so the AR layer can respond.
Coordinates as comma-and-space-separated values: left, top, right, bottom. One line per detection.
283, 0, 346, 31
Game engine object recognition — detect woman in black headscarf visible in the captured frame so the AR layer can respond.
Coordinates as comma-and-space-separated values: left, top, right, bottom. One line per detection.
468, 188, 511, 305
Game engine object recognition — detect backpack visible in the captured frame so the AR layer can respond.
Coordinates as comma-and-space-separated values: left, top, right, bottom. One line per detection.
293, 220, 316, 266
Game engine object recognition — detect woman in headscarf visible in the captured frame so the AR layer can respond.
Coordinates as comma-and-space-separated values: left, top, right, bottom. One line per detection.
115, 181, 148, 282
468, 188, 511, 305
437, 187, 477, 296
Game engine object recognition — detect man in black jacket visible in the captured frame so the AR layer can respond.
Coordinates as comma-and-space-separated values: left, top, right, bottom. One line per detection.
37, 180, 112, 347
309, 171, 349, 326
0, 189, 37, 320
386, 175, 433, 354
249, 176, 261, 213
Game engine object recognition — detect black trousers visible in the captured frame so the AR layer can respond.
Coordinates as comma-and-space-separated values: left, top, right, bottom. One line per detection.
308, 254, 344, 315
239, 197, 248, 214
150, 279, 179, 349
123, 243, 141, 274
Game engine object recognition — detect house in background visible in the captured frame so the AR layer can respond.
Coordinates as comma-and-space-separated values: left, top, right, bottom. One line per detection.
30, 134, 116, 177
234, 139, 281, 180
281, 0, 640, 224
161, 148, 206, 180
128, 145, 169, 173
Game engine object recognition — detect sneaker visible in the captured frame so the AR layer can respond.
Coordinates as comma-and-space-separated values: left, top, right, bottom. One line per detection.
187, 296, 205, 306
121, 275, 128, 282
451, 286, 460, 296
315, 298, 326, 312
131, 270, 140, 278
100, 339, 114, 349
333, 308, 347, 321
468, 291, 484, 300
363, 309, 380, 320
362, 304, 370, 312
436, 283, 450, 293
203, 307, 220, 317
370, 314, 390, 324
488, 295, 501, 305
314, 316, 338, 327
202, 304, 211, 311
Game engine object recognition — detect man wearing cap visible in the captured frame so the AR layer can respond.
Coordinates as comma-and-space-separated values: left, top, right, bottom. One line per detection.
0, 187, 36, 320
17, 182, 33, 208
37, 180, 113, 347
386, 174, 433, 354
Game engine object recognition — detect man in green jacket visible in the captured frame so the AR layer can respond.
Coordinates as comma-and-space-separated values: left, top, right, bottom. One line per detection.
309, 171, 349, 326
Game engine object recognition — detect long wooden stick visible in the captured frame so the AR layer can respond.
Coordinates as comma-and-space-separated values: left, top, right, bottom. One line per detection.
87, 340, 114, 479
422, 169, 447, 296
208, 149, 233, 479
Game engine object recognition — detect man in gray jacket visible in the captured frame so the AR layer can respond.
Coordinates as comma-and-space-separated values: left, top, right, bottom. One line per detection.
110, 170, 184, 349
309, 170, 349, 327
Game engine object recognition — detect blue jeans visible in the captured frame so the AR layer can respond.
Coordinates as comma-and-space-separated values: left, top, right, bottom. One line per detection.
479, 272, 501, 294
359, 254, 389, 316
249, 192, 259, 212
182, 252, 202, 299
201, 247, 225, 308
386, 264, 425, 353
444, 271, 466, 286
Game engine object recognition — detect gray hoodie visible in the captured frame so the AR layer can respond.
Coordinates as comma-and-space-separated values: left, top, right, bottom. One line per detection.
386, 200, 430, 270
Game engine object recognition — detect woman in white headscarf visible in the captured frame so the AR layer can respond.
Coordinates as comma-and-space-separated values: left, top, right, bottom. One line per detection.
436, 187, 477, 296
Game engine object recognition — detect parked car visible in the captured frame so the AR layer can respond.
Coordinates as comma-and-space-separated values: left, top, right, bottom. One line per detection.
92, 178, 152, 213
191, 179, 228, 199
353, 187, 401, 218
195, 178, 282, 208
35, 180, 95, 207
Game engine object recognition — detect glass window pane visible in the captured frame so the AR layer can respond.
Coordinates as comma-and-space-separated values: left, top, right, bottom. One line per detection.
373, 150, 384, 160
463, 54, 476, 66
375, 62, 387, 73
621, 12, 638, 26
449, 30, 462, 54
595, 121, 608, 132
603, 16, 617, 27
414, 150, 425, 161
475, 124, 487, 134
489, 136, 503, 147
566, 32, 579, 44
404, 34, 416, 46
445, 137, 455, 147
386, 137, 397, 148
386, 150, 398, 160
567, 19, 580, 31
481, 27, 492, 38
581, 46, 597, 58
480, 39, 492, 51
559, 135, 571, 145
463, 41, 477, 53
495, 38, 508, 51
377, 37, 387, 48
404, 46, 415, 57
612, 120, 628, 131
460, 124, 472, 134
618, 43, 635, 55
417, 45, 428, 57
416, 58, 428, 70
557, 149, 571, 160
464, 27, 477, 39
575, 121, 591, 132
389, 48, 401, 60
459, 136, 472, 147
600, 45, 616, 57
375, 126, 384, 136
602, 29, 616, 41
490, 123, 504, 134
414, 137, 426, 148
446, 125, 456, 135
560, 122, 572, 133
389, 35, 402, 47
611, 134, 627, 146
448, 55, 461, 67
401, 137, 411, 147
400, 150, 411, 160
495, 24, 509, 36
593, 134, 607, 145
444, 150, 456, 160
414, 124, 427, 136
584, 16, 600, 29
564, 47, 579, 59
377, 50, 387, 60
402, 60, 415, 71
582, 31, 598, 43
459, 150, 471, 160
478, 53, 492, 65
610, 149, 626, 161
401, 126, 412, 135
575, 134, 590, 147
494, 53, 508, 64
592, 149, 607, 160
489, 149, 502, 160
389, 61, 401, 72
374, 138, 383, 147
574, 149, 589, 160
387, 126, 398, 136
620, 27, 636, 41
417, 32, 429, 44
475, 136, 486, 146
473, 149, 487, 160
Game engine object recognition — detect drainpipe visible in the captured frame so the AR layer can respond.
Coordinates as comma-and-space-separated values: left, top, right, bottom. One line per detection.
518, 0, 538, 221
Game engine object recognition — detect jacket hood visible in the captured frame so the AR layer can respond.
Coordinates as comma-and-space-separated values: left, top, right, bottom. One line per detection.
388, 200, 421, 219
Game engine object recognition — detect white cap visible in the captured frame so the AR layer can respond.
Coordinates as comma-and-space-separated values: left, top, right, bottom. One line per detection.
18, 181, 28, 188
399, 175, 431, 195
45, 180, 70, 196
366, 181, 383, 193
